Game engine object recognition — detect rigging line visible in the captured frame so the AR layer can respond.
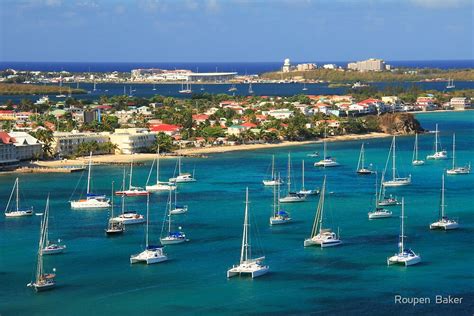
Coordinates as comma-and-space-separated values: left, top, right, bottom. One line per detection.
68, 169, 86, 201
145, 158, 155, 186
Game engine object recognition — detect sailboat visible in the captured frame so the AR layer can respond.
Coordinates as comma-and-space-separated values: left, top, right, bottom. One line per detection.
412, 133, 425, 166
42, 198, 66, 255
228, 83, 237, 92
27, 196, 57, 292
304, 176, 342, 247
112, 169, 146, 225
130, 195, 168, 264
382, 136, 411, 187
302, 82, 308, 91
356, 143, 374, 174
93, 81, 97, 91
145, 148, 177, 191
378, 174, 401, 206
387, 198, 421, 266
426, 124, 447, 160
298, 160, 319, 195
169, 157, 196, 183
430, 174, 459, 230
115, 159, 149, 196
70, 152, 111, 209
169, 188, 188, 215
160, 189, 187, 244
314, 128, 339, 167
248, 82, 254, 94
228, 188, 269, 278
4, 178, 33, 217
105, 181, 125, 235
200, 85, 205, 91
446, 134, 470, 175
262, 155, 283, 186
152, 84, 156, 91
179, 81, 192, 94
368, 172, 392, 219
270, 174, 292, 225
446, 78, 455, 89
279, 153, 306, 203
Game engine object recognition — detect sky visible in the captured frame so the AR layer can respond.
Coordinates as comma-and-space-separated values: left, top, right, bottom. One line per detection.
0, 0, 472, 62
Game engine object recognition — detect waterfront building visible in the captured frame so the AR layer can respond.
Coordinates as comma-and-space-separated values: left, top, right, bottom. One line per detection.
416, 96, 438, 111
0, 110, 16, 121
109, 128, 157, 154
149, 123, 182, 136
347, 58, 387, 72
323, 64, 337, 69
8, 132, 42, 160
52, 131, 110, 157
450, 97, 471, 110
0, 131, 19, 169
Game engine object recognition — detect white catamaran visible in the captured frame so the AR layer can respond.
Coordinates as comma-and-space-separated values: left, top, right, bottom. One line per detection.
130, 195, 168, 264
111, 170, 146, 225
160, 189, 187, 244
356, 143, 374, 175
412, 133, 425, 166
368, 172, 392, 219
446, 134, 470, 175
146, 148, 177, 191
228, 188, 269, 278
430, 174, 459, 230
297, 160, 319, 195
314, 129, 339, 167
115, 159, 149, 196
426, 124, 447, 160
27, 197, 57, 292
169, 188, 188, 215
263, 155, 283, 186
4, 178, 33, 217
70, 152, 111, 209
279, 153, 306, 203
270, 174, 292, 225
304, 176, 342, 248
387, 198, 421, 266
169, 157, 196, 183
42, 198, 66, 255
382, 136, 411, 187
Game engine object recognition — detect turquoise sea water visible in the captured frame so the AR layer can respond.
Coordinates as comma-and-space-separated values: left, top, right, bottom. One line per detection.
1, 111, 473, 315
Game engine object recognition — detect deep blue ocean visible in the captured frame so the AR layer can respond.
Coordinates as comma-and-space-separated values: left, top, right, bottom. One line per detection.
1, 60, 473, 73
1, 111, 473, 315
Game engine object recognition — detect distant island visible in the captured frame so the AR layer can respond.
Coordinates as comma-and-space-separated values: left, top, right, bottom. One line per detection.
0, 83, 86, 95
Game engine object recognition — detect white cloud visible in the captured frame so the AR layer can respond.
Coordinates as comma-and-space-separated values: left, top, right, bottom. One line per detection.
410, 0, 471, 9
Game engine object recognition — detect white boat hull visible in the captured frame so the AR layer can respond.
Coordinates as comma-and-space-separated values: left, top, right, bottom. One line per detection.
314, 159, 340, 167
227, 261, 269, 278
426, 151, 448, 160
382, 177, 411, 187
130, 249, 168, 264
146, 183, 176, 191
279, 195, 306, 203
112, 214, 146, 225
297, 189, 319, 195
160, 237, 186, 245
170, 207, 188, 215
5, 210, 33, 217
169, 175, 196, 183
430, 220, 459, 230
262, 180, 283, 186
70, 199, 110, 209
446, 167, 470, 175
269, 216, 292, 225
412, 160, 425, 166
368, 210, 392, 219
28, 280, 56, 292
43, 245, 66, 255
387, 254, 421, 266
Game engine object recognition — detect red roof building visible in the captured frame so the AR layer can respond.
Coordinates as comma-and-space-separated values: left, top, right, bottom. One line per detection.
150, 123, 182, 136
0, 131, 15, 144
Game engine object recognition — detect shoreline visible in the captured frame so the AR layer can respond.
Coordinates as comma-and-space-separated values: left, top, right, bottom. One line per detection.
25, 132, 390, 169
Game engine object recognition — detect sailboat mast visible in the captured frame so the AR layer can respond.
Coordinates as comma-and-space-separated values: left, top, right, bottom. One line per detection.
301, 160, 305, 190
240, 188, 249, 264
273, 174, 277, 217
434, 124, 439, 153
287, 153, 291, 193
440, 174, 445, 219
15, 178, 19, 212
452, 134, 456, 169
129, 159, 133, 189
413, 133, 418, 162
178, 157, 182, 175
361, 144, 365, 169
392, 137, 396, 181
111, 181, 114, 218
323, 129, 327, 160
146, 194, 150, 248
271, 155, 275, 180
318, 177, 326, 234
277, 173, 281, 213
375, 172, 379, 209
86, 152, 92, 194
400, 197, 405, 253
36, 202, 47, 282
121, 169, 126, 214
156, 146, 160, 184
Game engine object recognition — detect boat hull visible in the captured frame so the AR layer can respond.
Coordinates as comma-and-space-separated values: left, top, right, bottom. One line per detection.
227, 263, 269, 279
262, 180, 283, 186
368, 210, 392, 219
357, 169, 374, 175
70, 199, 110, 209
382, 179, 411, 187
28, 281, 56, 292
387, 254, 421, 266
446, 168, 470, 175
105, 229, 124, 235
5, 210, 33, 217
314, 160, 340, 167
426, 151, 448, 160
145, 184, 176, 192
304, 237, 342, 248
170, 207, 188, 215
43, 245, 66, 255
430, 221, 459, 230
130, 250, 168, 264
269, 217, 292, 225
160, 237, 186, 245
412, 160, 425, 166
279, 195, 306, 203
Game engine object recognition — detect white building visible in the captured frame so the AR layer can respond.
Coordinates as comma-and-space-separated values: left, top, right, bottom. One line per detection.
8, 132, 42, 160
266, 109, 294, 119
282, 58, 291, 73
109, 128, 157, 154
348, 58, 387, 72
52, 131, 111, 157
450, 97, 471, 110
0, 132, 19, 169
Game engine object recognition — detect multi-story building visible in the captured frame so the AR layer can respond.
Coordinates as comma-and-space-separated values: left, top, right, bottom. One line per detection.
52, 131, 111, 157
450, 97, 471, 110
109, 128, 157, 154
8, 132, 42, 160
0, 131, 19, 169
296, 63, 317, 71
348, 58, 387, 72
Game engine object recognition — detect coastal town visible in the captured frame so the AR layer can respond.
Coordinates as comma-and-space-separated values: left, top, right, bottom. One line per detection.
0, 81, 471, 171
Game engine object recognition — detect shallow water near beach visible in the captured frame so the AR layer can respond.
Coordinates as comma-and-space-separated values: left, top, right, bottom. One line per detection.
1, 111, 473, 315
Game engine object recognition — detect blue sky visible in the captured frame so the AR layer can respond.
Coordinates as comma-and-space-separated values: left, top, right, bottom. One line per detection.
0, 0, 472, 62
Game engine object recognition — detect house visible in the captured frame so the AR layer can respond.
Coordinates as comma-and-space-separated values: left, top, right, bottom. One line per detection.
358, 99, 383, 113
266, 109, 293, 119
241, 122, 257, 130
316, 120, 340, 128
149, 123, 182, 136
450, 97, 471, 110
416, 97, 437, 111
109, 128, 157, 154
192, 114, 209, 125
8, 132, 42, 160
227, 125, 246, 136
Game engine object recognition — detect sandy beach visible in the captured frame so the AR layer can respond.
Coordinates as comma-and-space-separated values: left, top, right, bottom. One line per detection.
27, 132, 390, 169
